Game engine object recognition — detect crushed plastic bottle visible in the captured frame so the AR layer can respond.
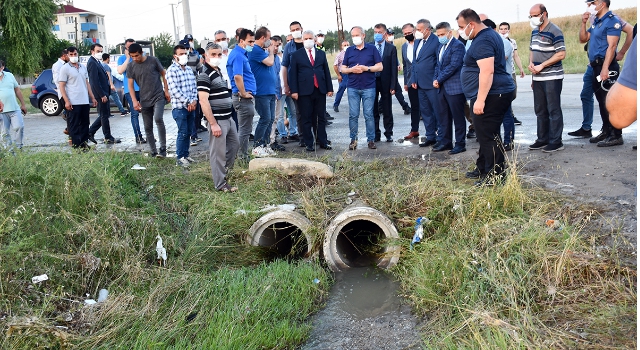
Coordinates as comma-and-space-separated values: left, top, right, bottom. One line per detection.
410, 217, 427, 250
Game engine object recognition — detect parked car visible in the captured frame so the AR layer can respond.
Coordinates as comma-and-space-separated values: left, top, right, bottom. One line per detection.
29, 66, 127, 117
29, 69, 62, 116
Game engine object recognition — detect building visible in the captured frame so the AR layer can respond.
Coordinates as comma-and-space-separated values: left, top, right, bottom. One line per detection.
53, 2, 107, 47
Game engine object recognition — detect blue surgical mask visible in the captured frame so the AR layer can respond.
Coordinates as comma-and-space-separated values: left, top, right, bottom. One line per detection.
245, 45, 253, 53
374, 33, 384, 43
438, 36, 450, 45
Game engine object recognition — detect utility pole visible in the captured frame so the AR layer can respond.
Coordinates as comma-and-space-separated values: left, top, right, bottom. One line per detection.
516, 5, 520, 23
335, 0, 344, 44
170, 4, 179, 44
182, 0, 193, 38
74, 17, 79, 47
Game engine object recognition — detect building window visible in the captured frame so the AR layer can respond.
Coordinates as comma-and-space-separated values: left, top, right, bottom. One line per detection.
67, 32, 75, 40
66, 16, 74, 24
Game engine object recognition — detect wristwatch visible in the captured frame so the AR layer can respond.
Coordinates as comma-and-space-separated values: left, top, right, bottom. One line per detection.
367, 66, 370, 71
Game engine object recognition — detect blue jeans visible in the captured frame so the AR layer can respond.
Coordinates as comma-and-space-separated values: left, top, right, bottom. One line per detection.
580, 65, 594, 131
125, 91, 143, 139
334, 73, 349, 107
503, 106, 515, 145
347, 87, 376, 142
172, 107, 195, 159
109, 90, 126, 113
0, 111, 24, 150
254, 95, 275, 146
533, 79, 564, 146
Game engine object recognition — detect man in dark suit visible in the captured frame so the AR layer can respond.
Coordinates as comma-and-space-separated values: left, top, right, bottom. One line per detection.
433, 22, 467, 154
87, 43, 120, 143
372, 23, 398, 142
289, 30, 334, 151
409, 19, 441, 147
401, 23, 421, 139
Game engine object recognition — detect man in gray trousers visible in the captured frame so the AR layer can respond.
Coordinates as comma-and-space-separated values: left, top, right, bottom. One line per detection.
198, 43, 239, 192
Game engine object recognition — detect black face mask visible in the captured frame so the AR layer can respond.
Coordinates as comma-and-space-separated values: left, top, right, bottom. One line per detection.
405, 34, 415, 42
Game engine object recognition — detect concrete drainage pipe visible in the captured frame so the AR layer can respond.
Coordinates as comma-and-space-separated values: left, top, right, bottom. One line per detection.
323, 206, 400, 272
248, 210, 314, 260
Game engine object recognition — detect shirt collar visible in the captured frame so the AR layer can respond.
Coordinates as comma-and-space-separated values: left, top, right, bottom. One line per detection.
594, 11, 613, 23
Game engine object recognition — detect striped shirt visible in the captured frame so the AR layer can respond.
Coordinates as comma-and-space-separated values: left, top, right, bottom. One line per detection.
197, 63, 232, 120
530, 22, 565, 81
166, 61, 197, 109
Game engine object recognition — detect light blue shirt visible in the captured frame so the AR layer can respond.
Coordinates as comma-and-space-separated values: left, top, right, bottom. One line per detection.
0, 71, 20, 112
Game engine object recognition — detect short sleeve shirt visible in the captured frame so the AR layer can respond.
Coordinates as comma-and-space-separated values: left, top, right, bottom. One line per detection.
126, 56, 165, 108
530, 22, 566, 81
343, 44, 382, 90
117, 55, 140, 93
249, 47, 276, 96
587, 11, 622, 62
0, 72, 20, 112
58, 63, 89, 105
227, 45, 256, 94
618, 38, 637, 90
334, 50, 346, 72
461, 28, 515, 100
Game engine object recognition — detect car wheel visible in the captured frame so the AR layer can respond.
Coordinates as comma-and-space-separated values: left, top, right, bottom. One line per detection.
40, 95, 62, 116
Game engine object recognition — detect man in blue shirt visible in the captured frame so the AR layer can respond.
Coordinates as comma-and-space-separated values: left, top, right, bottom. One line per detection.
608, 37, 636, 129
117, 39, 145, 144
457, 9, 515, 186
281, 21, 306, 147
340, 26, 383, 150
227, 28, 257, 160
579, 0, 623, 146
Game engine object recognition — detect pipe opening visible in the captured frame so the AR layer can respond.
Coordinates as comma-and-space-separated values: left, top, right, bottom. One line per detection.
335, 220, 386, 267
257, 221, 309, 260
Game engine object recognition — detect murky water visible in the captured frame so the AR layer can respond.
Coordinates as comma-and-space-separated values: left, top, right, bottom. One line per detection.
301, 267, 423, 350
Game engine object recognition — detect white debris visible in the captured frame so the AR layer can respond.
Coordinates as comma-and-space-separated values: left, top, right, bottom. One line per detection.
31, 274, 49, 284
131, 164, 146, 170
97, 289, 109, 302
84, 299, 97, 305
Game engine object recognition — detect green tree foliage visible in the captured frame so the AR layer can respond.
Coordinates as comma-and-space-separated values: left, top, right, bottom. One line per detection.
148, 32, 175, 67
41, 38, 73, 70
0, 0, 58, 76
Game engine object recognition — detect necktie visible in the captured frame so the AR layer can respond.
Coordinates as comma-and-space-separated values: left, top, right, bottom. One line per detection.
309, 49, 318, 88
376, 44, 382, 77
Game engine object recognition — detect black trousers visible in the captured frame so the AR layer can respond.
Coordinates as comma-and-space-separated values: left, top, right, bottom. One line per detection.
407, 85, 421, 132
67, 104, 91, 147
471, 91, 515, 175
374, 77, 394, 139
592, 60, 621, 137
438, 90, 467, 148
394, 79, 408, 108
298, 88, 328, 147
89, 97, 112, 139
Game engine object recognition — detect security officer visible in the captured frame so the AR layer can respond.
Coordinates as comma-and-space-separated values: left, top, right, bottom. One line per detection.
579, 0, 623, 147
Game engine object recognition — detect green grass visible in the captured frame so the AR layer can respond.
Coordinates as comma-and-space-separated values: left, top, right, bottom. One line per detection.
0, 150, 635, 348
20, 87, 40, 114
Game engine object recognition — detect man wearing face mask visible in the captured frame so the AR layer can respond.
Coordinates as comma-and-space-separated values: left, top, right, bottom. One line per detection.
249, 26, 279, 156
198, 43, 240, 192
332, 41, 350, 112
527, 4, 566, 153
87, 44, 120, 145
316, 31, 326, 51
166, 44, 198, 167
457, 9, 515, 187
282, 21, 306, 147
227, 28, 257, 160
117, 39, 146, 144
0, 60, 27, 152
433, 22, 466, 154
409, 19, 441, 148
341, 26, 383, 150
402, 23, 422, 140
52, 49, 70, 138
371, 23, 398, 143
289, 30, 334, 152
574, 0, 631, 146
499, 22, 525, 127
213, 30, 239, 130
385, 28, 412, 117
58, 46, 98, 149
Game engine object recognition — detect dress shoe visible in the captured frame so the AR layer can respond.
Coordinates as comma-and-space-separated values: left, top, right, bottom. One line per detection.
465, 169, 481, 179
281, 136, 289, 144
386, 136, 393, 142
597, 135, 623, 147
88, 134, 97, 144
325, 113, 334, 120
319, 144, 332, 150
448, 146, 466, 154
136, 137, 147, 144
374, 136, 381, 142
568, 127, 592, 138
466, 130, 476, 139
433, 144, 453, 152
305, 146, 315, 152
419, 139, 437, 147
326, 121, 333, 126
105, 138, 122, 144
368, 141, 377, 149
404, 131, 420, 140
289, 134, 300, 141
589, 130, 608, 143
333, 105, 339, 113
349, 140, 357, 150
403, 106, 411, 115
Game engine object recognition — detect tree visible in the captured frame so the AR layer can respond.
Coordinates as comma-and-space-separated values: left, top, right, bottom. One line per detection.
0, 0, 59, 76
148, 32, 175, 67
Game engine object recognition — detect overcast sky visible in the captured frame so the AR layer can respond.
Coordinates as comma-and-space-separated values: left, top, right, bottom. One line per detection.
70, 0, 637, 46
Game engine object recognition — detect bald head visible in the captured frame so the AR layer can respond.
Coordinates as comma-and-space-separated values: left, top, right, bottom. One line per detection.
530, 3, 545, 13
479, 13, 488, 21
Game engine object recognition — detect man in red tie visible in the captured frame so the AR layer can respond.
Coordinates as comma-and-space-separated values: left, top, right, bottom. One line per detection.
288, 30, 334, 152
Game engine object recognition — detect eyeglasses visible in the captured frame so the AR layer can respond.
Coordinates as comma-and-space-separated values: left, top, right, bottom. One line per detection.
528, 12, 543, 19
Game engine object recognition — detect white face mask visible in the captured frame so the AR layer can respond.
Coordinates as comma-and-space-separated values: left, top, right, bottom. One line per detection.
69, 56, 79, 63
342, 46, 349, 52
352, 36, 363, 46
530, 15, 543, 28
291, 30, 302, 39
94, 52, 103, 61
587, 4, 598, 15
458, 23, 472, 41
414, 30, 424, 40
303, 39, 315, 49
219, 40, 229, 51
500, 32, 509, 39
209, 57, 222, 67
317, 37, 324, 44
177, 55, 188, 66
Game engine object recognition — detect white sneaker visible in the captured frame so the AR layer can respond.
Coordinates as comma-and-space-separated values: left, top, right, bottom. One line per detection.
252, 146, 271, 158
176, 157, 190, 167
185, 156, 196, 163
265, 146, 277, 156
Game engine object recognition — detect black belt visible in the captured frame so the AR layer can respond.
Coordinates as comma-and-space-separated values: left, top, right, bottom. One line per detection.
590, 57, 605, 67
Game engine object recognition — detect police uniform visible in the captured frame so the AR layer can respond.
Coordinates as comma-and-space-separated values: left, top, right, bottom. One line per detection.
587, 11, 623, 143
